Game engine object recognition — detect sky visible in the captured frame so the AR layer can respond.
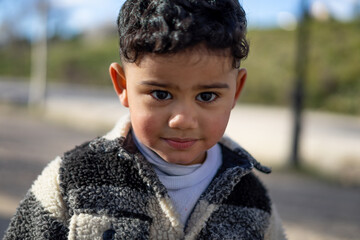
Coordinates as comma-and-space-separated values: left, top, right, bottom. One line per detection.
54, 0, 359, 31
0, 0, 358, 41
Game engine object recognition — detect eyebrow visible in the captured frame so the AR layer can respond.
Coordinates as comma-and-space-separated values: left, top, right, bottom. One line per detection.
139, 81, 229, 90
197, 83, 229, 89
139, 81, 175, 88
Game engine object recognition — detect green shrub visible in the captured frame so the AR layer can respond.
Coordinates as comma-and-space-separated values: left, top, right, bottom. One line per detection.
0, 20, 359, 115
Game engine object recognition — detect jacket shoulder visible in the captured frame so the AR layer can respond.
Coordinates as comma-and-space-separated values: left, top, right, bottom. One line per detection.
224, 172, 271, 214
60, 137, 145, 187
59, 137, 152, 215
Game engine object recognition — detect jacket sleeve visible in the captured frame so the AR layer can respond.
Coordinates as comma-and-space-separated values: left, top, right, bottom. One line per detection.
3, 157, 69, 240
264, 204, 287, 240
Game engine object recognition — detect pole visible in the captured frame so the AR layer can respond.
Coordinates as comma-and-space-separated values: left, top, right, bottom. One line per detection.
28, 0, 48, 108
290, 0, 310, 168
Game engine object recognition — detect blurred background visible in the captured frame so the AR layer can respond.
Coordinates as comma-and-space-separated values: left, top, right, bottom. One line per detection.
0, 0, 360, 239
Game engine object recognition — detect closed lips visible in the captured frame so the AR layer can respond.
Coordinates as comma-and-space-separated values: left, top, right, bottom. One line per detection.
163, 138, 197, 149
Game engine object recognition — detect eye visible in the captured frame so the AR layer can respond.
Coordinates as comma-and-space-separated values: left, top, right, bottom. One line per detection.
151, 90, 172, 100
196, 92, 217, 102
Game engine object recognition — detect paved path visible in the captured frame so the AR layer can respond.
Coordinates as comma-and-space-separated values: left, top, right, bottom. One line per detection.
3, 79, 358, 183
1, 105, 360, 240
3, 79, 360, 183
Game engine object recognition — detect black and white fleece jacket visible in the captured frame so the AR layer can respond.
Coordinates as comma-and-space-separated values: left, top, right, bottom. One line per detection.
4, 117, 286, 240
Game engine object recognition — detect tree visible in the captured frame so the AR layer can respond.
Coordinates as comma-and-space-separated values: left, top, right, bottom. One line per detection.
28, 0, 49, 107
290, 0, 311, 168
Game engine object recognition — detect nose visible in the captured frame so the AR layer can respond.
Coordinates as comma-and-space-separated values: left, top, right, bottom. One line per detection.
168, 103, 198, 130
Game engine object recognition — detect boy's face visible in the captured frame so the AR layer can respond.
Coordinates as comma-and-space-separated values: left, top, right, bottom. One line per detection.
110, 49, 246, 165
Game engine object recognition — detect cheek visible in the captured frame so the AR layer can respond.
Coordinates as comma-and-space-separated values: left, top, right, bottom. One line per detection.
130, 110, 161, 143
203, 108, 232, 140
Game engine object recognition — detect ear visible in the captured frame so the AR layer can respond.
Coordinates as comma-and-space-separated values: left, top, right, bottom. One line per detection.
109, 62, 129, 107
232, 68, 247, 108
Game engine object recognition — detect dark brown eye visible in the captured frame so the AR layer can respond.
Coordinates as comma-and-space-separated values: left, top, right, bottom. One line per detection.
151, 90, 172, 100
196, 92, 217, 102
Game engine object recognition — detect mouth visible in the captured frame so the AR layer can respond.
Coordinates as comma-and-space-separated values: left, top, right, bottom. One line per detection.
163, 138, 197, 150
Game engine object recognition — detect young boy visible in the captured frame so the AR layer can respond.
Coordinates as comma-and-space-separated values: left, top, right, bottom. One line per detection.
4, 0, 286, 239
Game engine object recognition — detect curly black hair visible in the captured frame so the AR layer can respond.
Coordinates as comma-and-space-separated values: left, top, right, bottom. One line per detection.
117, 0, 249, 68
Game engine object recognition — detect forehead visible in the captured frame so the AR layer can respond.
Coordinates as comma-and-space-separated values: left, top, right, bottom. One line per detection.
123, 47, 234, 77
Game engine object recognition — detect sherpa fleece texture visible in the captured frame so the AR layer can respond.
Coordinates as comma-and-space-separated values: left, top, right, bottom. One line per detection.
4, 116, 286, 240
